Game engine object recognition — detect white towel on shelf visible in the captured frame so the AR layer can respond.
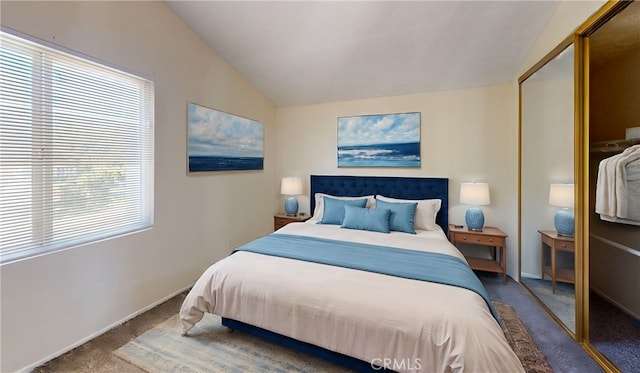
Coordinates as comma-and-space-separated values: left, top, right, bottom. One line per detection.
595, 154, 618, 217
624, 158, 640, 221
595, 144, 640, 222
615, 145, 640, 219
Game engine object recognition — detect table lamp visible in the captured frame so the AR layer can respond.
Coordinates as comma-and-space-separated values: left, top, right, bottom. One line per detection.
281, 177, 303, 216
549, 183, 574, 236
460, 182, 490, 231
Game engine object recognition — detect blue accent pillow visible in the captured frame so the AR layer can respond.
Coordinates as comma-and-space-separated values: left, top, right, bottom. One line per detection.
341, 206, 391, 233
320, 196, 368, 225
375, 199, 418, 234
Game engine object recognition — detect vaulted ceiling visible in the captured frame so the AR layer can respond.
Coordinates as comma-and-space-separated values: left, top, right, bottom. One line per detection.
166, 1, 560, 107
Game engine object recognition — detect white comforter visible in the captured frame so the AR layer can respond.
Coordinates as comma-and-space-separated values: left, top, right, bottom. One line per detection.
180, 221, 524, 373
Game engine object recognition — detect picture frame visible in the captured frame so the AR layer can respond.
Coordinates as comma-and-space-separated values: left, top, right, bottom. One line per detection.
337, 112, 421, 168
187, 102, 264, 173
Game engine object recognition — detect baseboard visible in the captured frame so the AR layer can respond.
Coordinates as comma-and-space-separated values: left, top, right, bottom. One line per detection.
16, 283, 194, 373
591, 286, 640, 321
520, 272, 542, 280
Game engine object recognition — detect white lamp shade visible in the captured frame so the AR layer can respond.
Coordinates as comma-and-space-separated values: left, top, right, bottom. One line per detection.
549, 183, 574, 208
281, 177, 303, 195
460, 182, 490, 206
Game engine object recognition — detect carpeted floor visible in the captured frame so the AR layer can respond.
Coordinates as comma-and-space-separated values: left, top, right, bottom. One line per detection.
35, 288, 551, 373
479, 273, 603, 373
590, 291, 640, 373
34, 275, 603, 373
520, 277, 575, 332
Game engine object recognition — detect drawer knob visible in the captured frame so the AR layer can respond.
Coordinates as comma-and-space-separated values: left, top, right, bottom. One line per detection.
562, 244, 567, 248
463, 237, 468, 241
476, 238, 481, 242
489, 238, 494, 243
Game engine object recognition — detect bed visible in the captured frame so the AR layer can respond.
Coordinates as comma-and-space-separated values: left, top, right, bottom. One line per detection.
180, 175, 524, 372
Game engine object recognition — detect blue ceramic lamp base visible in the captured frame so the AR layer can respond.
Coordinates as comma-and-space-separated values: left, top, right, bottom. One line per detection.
284, 196, 299, 216
465, 206, 485, 231
554, 208, 574, 236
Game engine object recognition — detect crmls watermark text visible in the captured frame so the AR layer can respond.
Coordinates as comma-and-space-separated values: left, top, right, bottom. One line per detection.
371, 358, 422, 371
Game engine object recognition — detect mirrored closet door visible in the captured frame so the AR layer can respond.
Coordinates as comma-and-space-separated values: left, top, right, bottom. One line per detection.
519, 40, 576, 333
582, 1, 640, 371
520, 2, 639, 371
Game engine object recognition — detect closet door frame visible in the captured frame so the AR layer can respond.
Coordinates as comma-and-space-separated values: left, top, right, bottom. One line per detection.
575, 1, 633, 372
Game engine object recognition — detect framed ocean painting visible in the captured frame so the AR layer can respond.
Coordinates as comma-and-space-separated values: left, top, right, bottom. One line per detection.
188, 102, 264, 173
337, 112, 421, 167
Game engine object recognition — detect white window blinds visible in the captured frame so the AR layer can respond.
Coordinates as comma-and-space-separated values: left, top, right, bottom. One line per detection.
0, 30, 154, 263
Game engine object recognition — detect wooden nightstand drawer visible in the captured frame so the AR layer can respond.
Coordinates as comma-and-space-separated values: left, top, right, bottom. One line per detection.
274, 217, 290, 230
556, 240, 574, 251
541, 232, 574, 252
454, 233, 504, 246
274, 214, 310, 231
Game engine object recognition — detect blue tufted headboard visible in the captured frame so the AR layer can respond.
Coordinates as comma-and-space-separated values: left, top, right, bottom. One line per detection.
310, 175, 449, 235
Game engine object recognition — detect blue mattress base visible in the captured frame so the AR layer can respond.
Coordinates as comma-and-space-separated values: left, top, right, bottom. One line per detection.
221, 317, 393, 372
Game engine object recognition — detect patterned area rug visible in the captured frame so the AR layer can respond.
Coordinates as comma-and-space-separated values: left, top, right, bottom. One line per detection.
494, 302, 553, 373
114, 313, 351, 373
114, 302, 552, 373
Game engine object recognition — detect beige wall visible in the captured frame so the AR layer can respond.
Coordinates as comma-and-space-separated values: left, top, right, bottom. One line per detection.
518, 0, 607, 77
590, 48, 640, 142
275, 84, 520, 276
273, 0, 607, 307
0, 2, 276, 371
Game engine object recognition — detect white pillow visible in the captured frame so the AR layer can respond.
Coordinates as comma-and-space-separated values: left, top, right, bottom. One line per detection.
313, 193, 376, 220
375, 195, 441, 231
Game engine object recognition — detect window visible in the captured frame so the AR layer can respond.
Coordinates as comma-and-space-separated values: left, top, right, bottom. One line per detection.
0, 30, 154, 263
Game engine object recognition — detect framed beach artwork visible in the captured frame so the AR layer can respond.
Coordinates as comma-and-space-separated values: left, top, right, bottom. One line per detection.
337, 112, 421, 167
187, 102, 264, 173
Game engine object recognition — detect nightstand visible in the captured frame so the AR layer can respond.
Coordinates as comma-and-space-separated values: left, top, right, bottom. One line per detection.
274, 213, 311, 231
539, 230, 574, 293
449, 225, 508, 283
